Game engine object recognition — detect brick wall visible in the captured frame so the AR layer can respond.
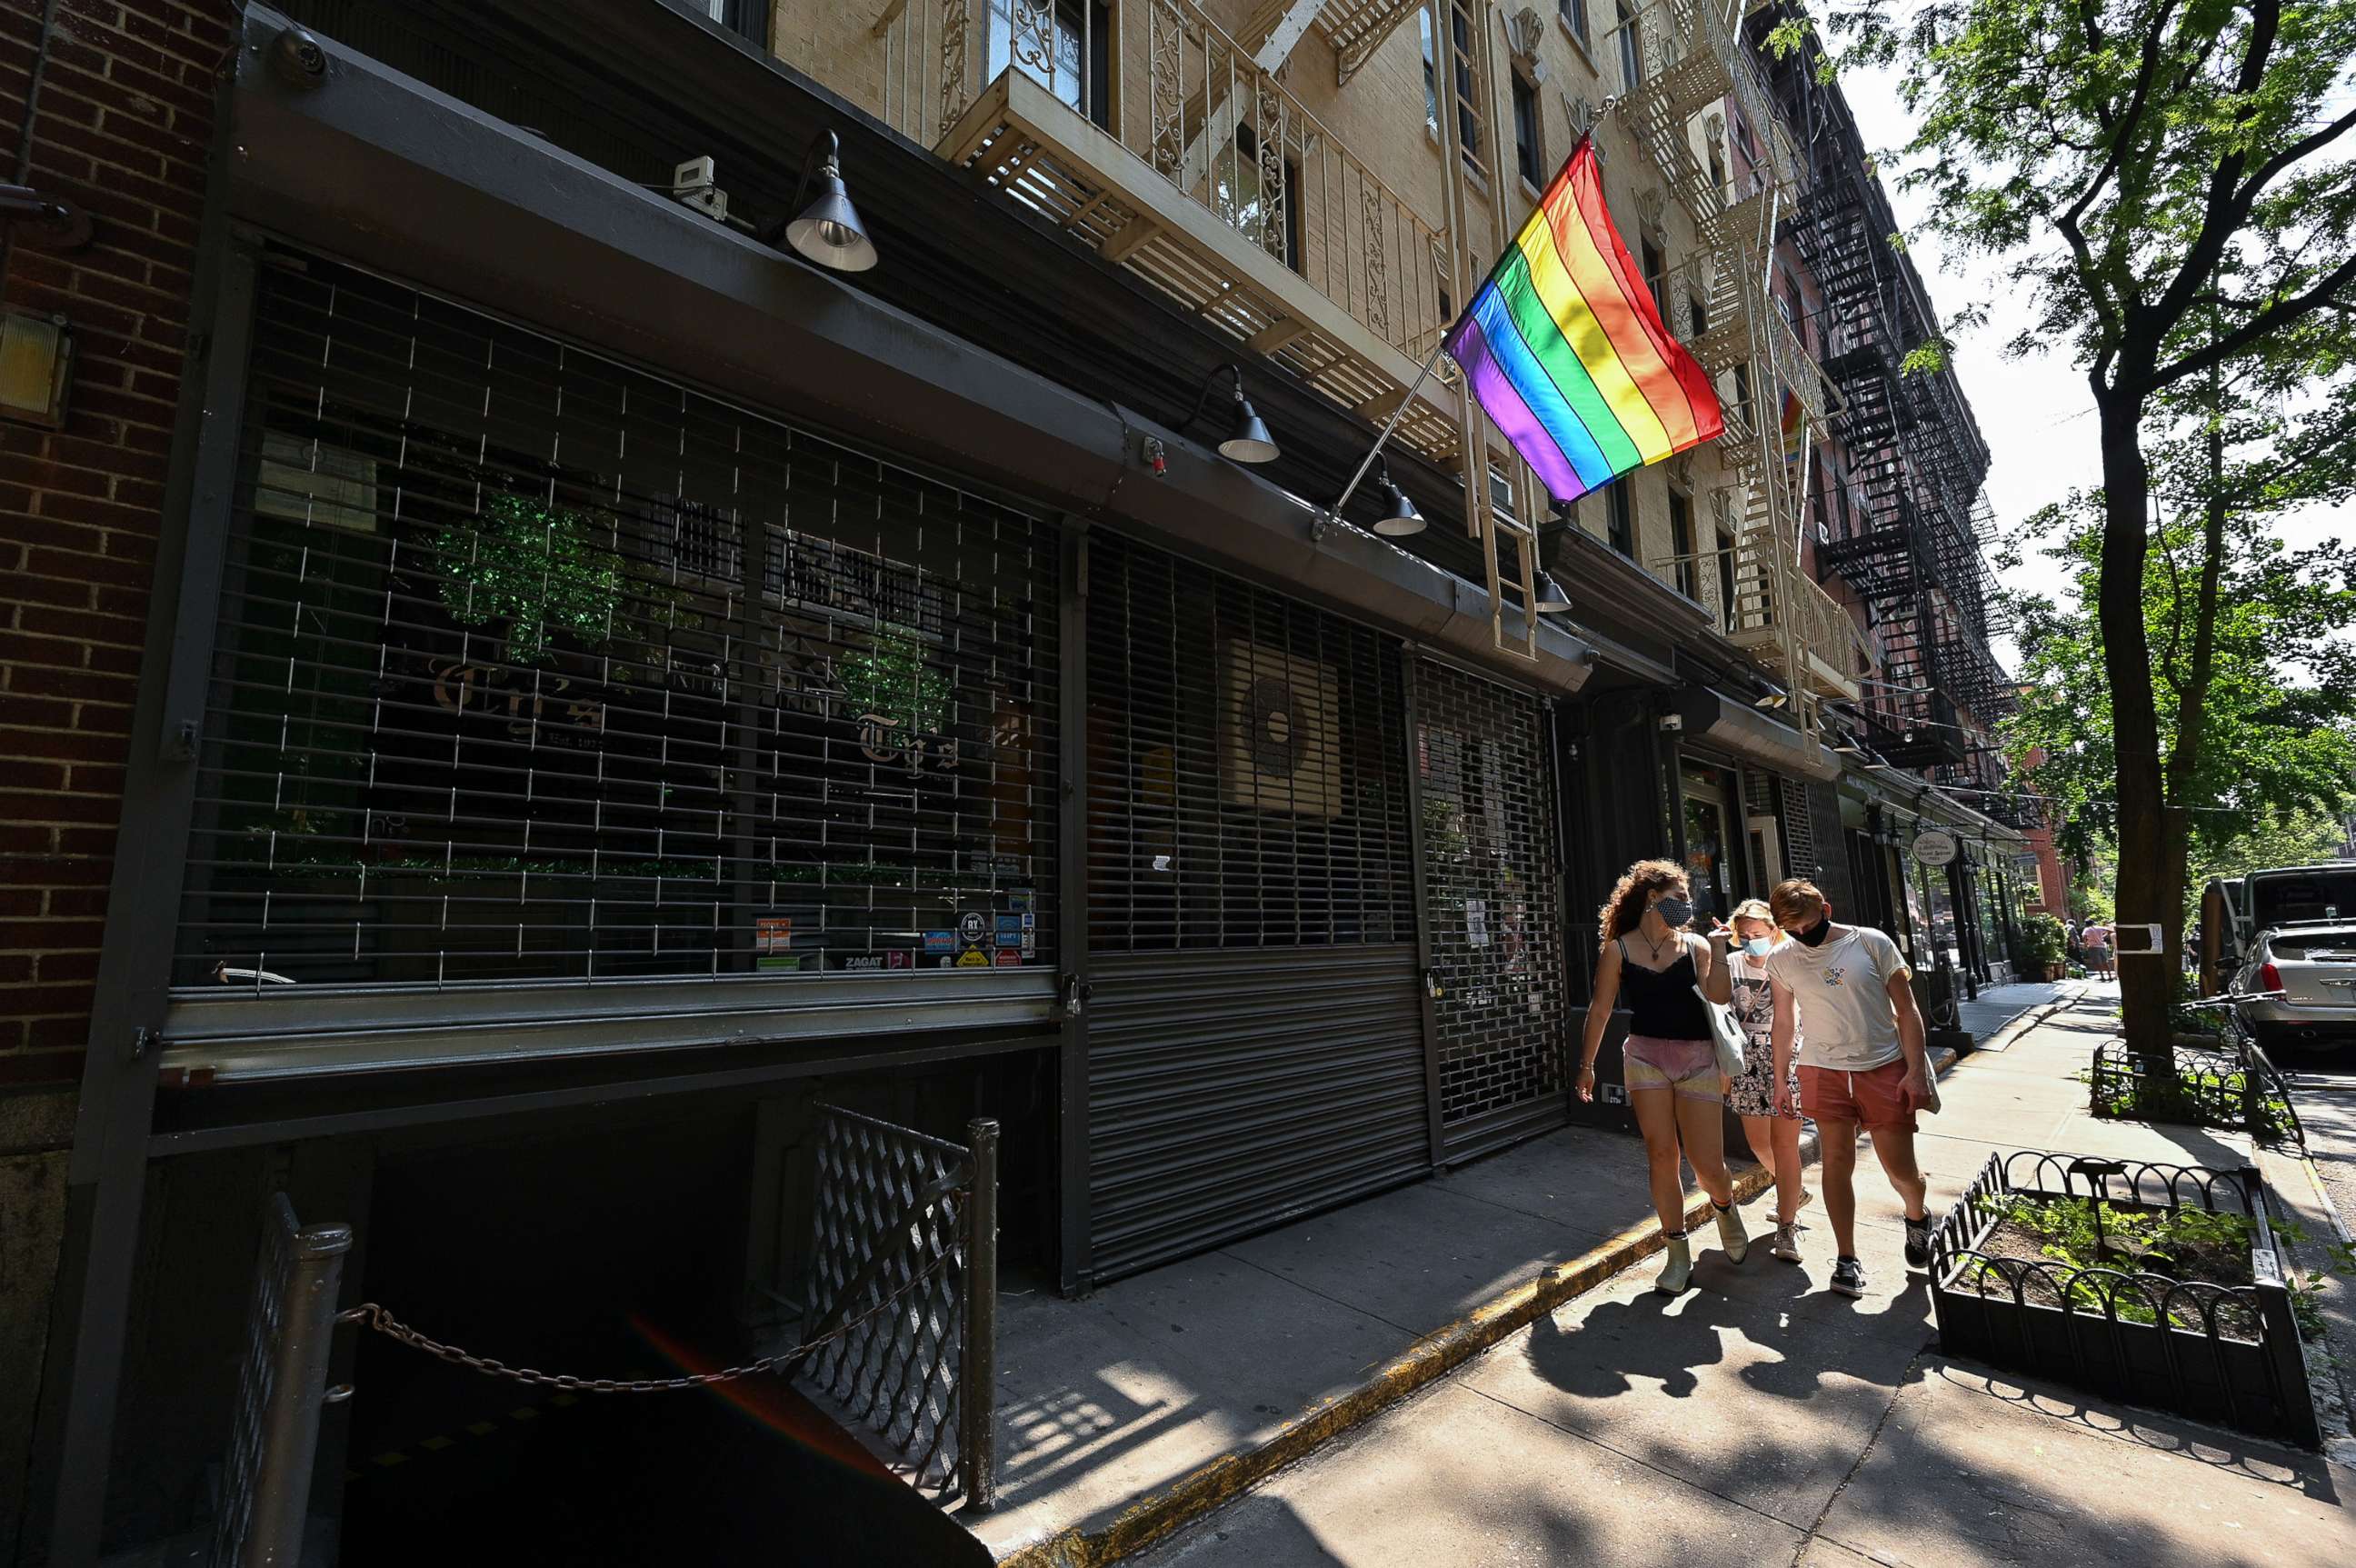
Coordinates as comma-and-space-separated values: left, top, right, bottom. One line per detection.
0, 0, 226, 1090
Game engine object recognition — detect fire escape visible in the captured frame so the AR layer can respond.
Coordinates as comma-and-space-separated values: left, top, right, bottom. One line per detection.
1755, 16, 2025, 818
1614, 0, 1859, 733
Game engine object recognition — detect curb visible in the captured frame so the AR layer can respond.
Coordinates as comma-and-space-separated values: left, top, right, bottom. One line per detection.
1969, 990, 2081, 1056
994, 1044, 1964, 1567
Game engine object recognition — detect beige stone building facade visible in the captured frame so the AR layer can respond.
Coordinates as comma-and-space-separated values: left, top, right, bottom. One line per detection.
764, 0, 1857, 711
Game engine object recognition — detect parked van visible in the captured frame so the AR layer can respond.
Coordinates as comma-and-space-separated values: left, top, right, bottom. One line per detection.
2199, 875, 2249, 996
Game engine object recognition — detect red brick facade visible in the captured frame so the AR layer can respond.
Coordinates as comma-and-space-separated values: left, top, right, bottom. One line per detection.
0, 0, 225, 1087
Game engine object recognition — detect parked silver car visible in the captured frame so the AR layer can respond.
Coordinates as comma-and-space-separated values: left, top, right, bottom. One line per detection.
2234, 923, 2356, 1051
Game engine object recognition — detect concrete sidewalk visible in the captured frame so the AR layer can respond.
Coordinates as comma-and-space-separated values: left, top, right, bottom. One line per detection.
972, 982, 2080, 1564
1131, 992, 2356, 1568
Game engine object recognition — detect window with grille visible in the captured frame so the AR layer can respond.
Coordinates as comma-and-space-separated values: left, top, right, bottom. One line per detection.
178, 252, 1058, 992
1085, 535, 1414, 951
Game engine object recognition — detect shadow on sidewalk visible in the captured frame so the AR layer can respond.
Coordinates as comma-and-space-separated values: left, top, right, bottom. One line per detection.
1519, 1263, 1932, 1404
1928, 1358, 2346, 1503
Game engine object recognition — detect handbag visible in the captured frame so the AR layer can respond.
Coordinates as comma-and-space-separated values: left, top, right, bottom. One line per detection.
1694, 982, 1747, 1078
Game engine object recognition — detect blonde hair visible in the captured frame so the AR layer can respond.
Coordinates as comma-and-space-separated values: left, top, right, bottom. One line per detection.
1729, 898, 1781, 940
1597, 859, 1690, 945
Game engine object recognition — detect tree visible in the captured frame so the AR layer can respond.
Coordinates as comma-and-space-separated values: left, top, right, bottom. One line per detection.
1782, 0, 2356, 1050
2002, 493, 2356, 952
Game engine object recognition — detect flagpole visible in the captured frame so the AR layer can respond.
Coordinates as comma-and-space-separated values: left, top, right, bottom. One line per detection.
1328, 336, 1453, 521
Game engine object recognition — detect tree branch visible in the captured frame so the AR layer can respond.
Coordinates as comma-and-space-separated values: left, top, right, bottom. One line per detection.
2235, 102, 2356, 206
2151, 253, 2356, 391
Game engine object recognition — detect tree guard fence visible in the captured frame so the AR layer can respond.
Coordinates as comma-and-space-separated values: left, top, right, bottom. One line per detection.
802, 1107, 999, 1509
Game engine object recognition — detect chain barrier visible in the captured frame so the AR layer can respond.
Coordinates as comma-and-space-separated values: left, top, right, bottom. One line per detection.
334, 1209, 961, 1395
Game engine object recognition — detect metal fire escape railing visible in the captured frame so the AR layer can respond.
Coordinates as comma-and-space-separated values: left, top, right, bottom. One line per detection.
1617, 0, 1862, 724
871, 0, 1464, 464
1754, 8, 2012, 766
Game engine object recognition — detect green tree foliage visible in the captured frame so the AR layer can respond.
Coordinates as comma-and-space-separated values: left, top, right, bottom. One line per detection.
2003, 497, 2356, 898
434, 488, 696, 678
1780, 0, 2356, 1050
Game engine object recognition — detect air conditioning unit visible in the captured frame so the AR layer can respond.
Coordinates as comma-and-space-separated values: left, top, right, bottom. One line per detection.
1222, 640, 1342, 818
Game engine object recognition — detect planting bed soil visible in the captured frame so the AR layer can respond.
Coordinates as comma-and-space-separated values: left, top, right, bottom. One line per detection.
1957, 1192, 2261, 1339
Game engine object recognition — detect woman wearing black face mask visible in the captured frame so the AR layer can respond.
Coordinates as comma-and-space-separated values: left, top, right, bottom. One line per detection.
1578, 859, 1746, 1294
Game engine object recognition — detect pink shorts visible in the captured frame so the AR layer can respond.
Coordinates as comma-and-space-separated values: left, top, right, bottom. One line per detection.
1800, 1060, 1920, 1132
1624, 1034, 1721, 1103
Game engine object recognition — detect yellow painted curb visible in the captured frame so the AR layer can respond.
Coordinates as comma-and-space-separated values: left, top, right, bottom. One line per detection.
995, 1046, 1962, 1567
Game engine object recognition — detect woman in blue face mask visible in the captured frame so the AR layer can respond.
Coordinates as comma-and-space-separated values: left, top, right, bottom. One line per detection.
1724, 898, 1809, 1263
1577, 859, 1746, 1294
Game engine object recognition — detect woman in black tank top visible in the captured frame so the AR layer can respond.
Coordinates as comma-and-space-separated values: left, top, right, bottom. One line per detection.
1575, 859, 1747, 1295
1614, 938, 1712, 1041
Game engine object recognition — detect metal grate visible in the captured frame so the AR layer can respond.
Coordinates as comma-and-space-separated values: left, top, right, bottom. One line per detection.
1084, 534, 1414, 950
176, 251, 1057, 991
1416, 659, 1566, 1146
802, 1107, 984, 1498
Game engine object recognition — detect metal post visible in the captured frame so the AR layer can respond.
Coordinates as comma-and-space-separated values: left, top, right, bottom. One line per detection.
1055, 524, 1092, 1295
959, 1117, 1000, 1512
236, 1213, 353, 1568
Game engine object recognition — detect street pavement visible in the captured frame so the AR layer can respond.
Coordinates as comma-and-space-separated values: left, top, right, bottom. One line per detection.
1131, 991, 2356, 1568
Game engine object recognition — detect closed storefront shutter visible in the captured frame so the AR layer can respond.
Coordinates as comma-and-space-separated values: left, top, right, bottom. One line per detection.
173, 249, 1061, 1069
1083, 534, 1426, 1281
1414, 659, 1568, 1163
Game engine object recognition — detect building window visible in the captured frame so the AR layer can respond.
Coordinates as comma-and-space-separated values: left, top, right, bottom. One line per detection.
1669, 489, 1697, 601
1561, 0, 1590, 48
703, 0, 766, 45
1452, 2, 1488, 179
184, 251, 1063, 992
1716, 520, 1740, 631
1731, 362, 1752, 424
1512, 73, 1542, 186
1640, 235, 1667, 313
1422, 10, 1440, 136
988, 0, 1109, 125
1616, 1, 1642, 93
1218, 124, 1303, 271
1606, 483, 1633, 556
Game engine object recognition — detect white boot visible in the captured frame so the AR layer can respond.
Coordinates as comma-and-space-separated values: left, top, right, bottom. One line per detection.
1655, 1232, 1694, 1294
1714, 1200, 1751, 1264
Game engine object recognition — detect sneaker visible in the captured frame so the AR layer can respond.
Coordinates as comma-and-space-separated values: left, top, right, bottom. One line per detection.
1655, 1233, 1694, 1295
1830, 1255, 1867, 1297
1772, 1221, 1802, 1263
1903, 1215, 1933, 1271
1713, 1200, 1751, 1264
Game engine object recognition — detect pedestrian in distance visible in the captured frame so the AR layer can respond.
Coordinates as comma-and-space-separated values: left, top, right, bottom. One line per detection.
1578, 859, 1749, 1295
1723, 898, 1809, 1263
2081, 919, 2115, 982
1764, 879, 1936, 1299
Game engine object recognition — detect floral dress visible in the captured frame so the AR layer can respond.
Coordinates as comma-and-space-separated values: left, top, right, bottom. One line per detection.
1725, 950, 1803, 1120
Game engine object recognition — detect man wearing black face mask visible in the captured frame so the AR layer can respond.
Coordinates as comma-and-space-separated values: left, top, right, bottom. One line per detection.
1762, 879, 1934, 1300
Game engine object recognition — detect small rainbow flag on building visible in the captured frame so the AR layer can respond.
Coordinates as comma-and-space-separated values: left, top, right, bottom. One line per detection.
1444, 137, 1723, 503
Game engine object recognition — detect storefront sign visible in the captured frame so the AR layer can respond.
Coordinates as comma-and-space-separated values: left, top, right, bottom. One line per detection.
923, 930, 955, 954
1912, 829, 1960, 867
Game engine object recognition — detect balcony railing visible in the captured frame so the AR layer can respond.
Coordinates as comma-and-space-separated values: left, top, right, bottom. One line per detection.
1653, 524, 1867, 701
871, 0, 1463, 462
1609, 0, 1804, 241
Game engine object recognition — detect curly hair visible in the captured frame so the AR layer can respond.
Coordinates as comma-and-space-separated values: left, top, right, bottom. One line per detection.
1597, 858, 1691, 946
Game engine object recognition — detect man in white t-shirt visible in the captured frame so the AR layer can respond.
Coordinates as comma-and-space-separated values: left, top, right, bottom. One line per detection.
1764, 878, 1935, 1300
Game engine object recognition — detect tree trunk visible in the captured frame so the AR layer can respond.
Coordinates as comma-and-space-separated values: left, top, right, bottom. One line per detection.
2096, 397, 2172, 1056
2158, 408, 2230, 997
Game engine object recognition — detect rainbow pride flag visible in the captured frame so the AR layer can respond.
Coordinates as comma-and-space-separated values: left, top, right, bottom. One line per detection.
1444, 137, 1723, 503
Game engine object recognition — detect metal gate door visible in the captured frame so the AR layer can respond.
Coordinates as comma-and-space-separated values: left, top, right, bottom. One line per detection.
1081, 536, 1427, 1283
1413, 659, 1569, 1164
